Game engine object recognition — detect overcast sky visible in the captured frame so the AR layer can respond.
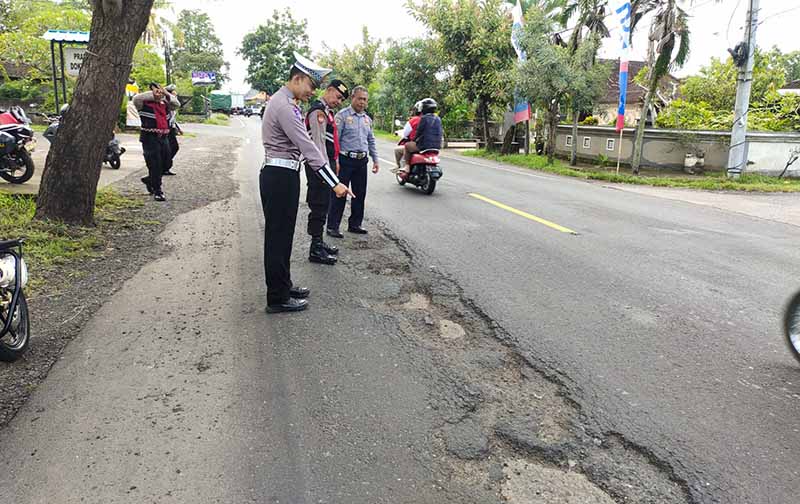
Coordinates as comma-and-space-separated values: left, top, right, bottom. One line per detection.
163, 0, 800, 93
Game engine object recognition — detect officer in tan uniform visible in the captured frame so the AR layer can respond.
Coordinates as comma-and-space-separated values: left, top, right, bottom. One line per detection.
261, 53, 353, 313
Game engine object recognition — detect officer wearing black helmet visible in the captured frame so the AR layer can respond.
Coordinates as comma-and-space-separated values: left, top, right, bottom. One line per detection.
403, 98, 443, 167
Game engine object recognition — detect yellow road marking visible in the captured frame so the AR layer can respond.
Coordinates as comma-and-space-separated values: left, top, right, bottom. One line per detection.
468, 193, 578, 235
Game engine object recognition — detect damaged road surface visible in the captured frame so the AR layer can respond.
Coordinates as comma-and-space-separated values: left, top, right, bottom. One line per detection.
0, 120, 797, 503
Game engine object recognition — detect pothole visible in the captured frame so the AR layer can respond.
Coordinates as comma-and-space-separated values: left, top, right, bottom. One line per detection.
439, 319, 466, 340
402, 292, 431, 310
502, 460, 616, 504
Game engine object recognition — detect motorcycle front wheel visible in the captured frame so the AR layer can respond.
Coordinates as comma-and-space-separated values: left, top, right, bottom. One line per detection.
0, 291, 30, 362
784, 290, 800, 364
0, 150, 35, 184
109, 156, 121, 170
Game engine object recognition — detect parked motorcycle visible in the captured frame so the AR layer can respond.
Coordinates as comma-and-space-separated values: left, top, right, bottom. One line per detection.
0, 106, 36, 184
41, 109, 126, 169
784, 291, 800, 364
395, 150, 443, 195
0, 238, 30, 362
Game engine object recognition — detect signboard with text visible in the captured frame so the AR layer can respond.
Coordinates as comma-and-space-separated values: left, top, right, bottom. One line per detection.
64, 47, 88, 77
191, 71, 217, 86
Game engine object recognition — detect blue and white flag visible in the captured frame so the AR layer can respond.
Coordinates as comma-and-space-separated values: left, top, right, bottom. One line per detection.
612, 0, 632, 132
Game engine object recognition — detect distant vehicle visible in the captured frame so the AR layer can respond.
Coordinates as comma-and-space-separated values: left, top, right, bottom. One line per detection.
243, 105, 261, 117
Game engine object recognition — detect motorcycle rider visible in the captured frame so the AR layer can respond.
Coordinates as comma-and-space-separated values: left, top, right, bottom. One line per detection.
401, 98, 443, 175
394, 101, 422, 170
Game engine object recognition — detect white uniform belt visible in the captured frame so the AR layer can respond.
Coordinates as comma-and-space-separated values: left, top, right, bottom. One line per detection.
264, 157, 301, 171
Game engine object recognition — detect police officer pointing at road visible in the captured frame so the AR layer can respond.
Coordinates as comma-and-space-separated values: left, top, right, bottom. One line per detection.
260, 53, 354, 314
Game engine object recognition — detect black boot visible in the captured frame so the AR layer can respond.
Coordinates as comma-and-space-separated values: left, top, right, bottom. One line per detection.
322, 240, 339, 255
309, 237, 337, 265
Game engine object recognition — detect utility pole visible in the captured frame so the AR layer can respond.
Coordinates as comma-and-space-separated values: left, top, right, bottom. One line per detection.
163, 30, 172, 85
726, 0, 760, 179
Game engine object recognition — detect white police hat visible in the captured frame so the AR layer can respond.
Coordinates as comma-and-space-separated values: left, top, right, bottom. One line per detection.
292, 52, 332, 86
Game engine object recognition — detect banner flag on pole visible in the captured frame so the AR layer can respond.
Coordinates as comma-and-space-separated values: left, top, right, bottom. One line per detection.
613, 0, 632, 132
511, 0, 531, 124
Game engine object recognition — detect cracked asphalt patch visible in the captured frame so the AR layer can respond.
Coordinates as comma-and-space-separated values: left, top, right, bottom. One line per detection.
0, 133, 240, 430
339, 220, 692, 503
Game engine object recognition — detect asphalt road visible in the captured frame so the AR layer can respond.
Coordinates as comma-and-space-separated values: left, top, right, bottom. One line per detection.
365, 137, 800, 503
2, 117, 799, 503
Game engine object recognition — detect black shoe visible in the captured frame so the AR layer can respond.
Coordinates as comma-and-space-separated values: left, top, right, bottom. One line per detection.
141, 177, 154, 194
309, 238, 337, 265
266, 298, 309, 313
162, 170, 176, 176
327, 228, 344, 239
322, 240, 339, 255
289, 286, 310, 299
154, 192, 166, 202
348, 226, 368, 235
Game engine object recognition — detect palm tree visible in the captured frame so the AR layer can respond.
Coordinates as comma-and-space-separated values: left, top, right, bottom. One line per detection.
628, 0, 693, 174
142, 0, 172, 47
553, 0, 611, 165
556, 0, 610, 56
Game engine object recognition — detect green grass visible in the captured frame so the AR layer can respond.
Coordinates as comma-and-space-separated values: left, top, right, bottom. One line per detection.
30, 124, 48, 133
463, 150, 800, 193
374, 129, 400, 142
179, 113, 230, 126
0, 188, 145, 291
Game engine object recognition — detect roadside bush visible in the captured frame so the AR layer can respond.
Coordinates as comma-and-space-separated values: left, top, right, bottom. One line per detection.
0, 80, 42, 101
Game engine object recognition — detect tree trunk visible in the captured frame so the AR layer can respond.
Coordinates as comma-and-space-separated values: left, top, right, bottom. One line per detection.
631, 74, 658, 175
500, 123, 516, 155
570, 99, 579, 166
35, 0, 155, 225
480, 99, 492, 152
546, 102, 559, 165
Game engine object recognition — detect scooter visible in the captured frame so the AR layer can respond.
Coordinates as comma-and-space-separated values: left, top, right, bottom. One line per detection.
0, 238, 30, 362
41, 110, 126, 169
0, 107, 36, 184
395, 149, 443, 195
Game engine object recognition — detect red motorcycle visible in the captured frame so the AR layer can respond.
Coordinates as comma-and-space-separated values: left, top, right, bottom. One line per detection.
395, 149, 443, 195
0, 106, 35, 185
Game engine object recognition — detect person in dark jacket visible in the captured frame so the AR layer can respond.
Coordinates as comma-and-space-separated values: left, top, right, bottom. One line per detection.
134, 83, 179, 201
305, 79, 349, 265
163, 84, 182, 176
402, 98, 443, 169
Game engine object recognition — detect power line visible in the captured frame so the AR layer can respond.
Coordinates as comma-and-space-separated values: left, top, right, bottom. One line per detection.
757, 5, 800, 26
725, 0, 743, 47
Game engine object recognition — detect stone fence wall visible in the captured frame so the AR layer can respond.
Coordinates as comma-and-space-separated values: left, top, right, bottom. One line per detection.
554, 125, 800, 176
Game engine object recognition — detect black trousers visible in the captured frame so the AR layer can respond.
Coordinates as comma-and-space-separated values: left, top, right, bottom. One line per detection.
260, 165, 300, 305
141, 133, 170, 193
165, 129, 179, 171
328, 155, 368, 231
305, 164, 330, 239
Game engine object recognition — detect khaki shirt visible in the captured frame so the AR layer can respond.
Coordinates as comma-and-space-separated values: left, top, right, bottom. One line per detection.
262, 86, 329, 170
